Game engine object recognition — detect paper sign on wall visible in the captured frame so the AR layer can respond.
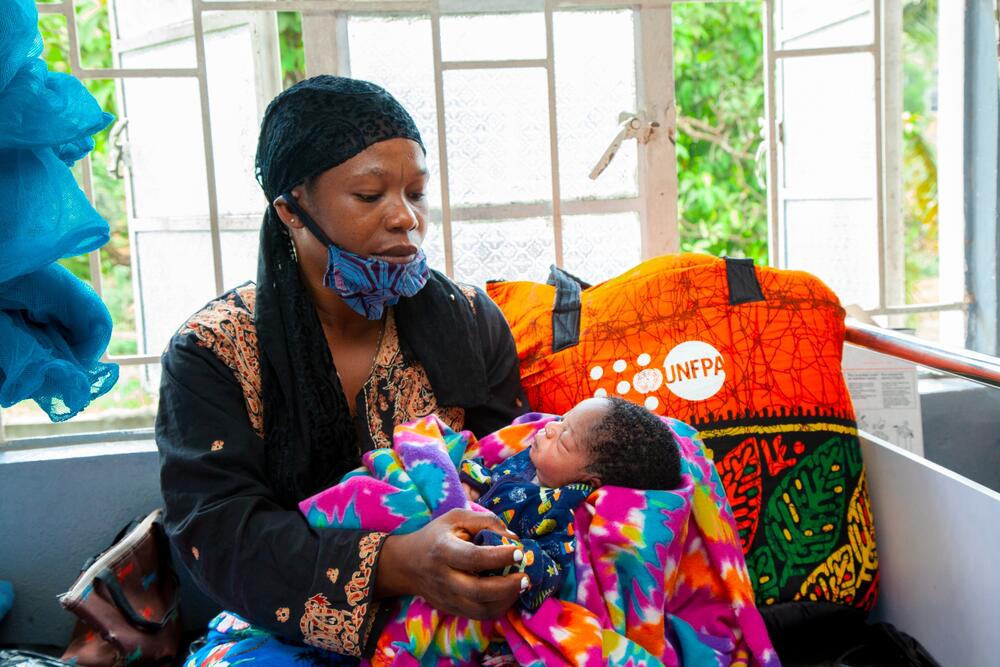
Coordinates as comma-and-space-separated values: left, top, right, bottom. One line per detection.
843, 343, 925, 456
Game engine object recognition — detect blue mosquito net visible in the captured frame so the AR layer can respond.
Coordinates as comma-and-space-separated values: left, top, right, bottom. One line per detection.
0, 265, 117, 420
0, 0, 118, 421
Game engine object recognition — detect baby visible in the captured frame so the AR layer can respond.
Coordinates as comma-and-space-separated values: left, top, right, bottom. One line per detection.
462, 396, 681, 609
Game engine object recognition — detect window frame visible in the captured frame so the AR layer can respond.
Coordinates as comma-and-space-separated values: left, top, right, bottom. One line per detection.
299, 1, 680, 274
2, 0, 971, 448
763, 0, 967, 321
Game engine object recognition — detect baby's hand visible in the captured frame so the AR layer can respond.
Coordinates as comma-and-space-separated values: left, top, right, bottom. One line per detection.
462, 482, 481, 502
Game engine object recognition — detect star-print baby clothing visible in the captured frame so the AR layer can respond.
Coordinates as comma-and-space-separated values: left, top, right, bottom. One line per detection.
462, 449, 592, 610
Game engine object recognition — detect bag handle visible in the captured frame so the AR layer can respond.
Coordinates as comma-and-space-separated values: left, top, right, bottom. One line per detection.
547, 265, 590, 353
724, 257, 766, 305
94, 567, 180, 633
545, 258, 765, 352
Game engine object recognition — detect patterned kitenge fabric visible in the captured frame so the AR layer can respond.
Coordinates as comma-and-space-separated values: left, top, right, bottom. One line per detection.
293, 413, 779, 666
320, 244, 430, 321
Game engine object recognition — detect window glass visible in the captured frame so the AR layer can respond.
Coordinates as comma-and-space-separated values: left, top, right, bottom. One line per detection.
451, 217, 554, 285
110, 0, 197, 68
4, 365, 159, 440
902, 1, 942, 338
777, 0, 874, 50
441, 12, 545, 61
444, 68, 552, 207
561, 212, 641, 284
777, 52, 879, 309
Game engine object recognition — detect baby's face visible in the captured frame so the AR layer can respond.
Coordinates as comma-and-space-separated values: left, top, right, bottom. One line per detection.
530, 398, 608, 488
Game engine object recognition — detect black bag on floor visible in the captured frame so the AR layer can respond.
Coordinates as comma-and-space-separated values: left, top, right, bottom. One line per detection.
765, 604, 941, 667
834, 623, 942, 667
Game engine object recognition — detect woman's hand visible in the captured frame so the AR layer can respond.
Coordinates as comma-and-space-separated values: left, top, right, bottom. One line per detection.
375, 508, 525, 620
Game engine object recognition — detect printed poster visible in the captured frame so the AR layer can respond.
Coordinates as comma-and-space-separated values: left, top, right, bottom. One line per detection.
843, 343, 925, 456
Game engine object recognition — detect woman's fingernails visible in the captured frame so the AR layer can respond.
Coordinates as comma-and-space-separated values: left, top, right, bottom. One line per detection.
520, 576, 530, 591
512, 549, 523, 562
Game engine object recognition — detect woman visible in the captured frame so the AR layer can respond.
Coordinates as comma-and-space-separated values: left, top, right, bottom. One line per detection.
155, 76, 530, 663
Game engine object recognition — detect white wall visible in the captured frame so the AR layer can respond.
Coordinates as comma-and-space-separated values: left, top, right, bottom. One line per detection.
864, 433, 1000, 666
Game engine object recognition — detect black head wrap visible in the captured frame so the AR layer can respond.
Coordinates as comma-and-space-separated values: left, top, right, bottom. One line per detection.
255, 76, 424, 203
253, 76, 486, 506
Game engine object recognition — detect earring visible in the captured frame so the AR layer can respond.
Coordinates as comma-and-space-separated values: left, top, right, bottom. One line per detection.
290, 218, 296, 224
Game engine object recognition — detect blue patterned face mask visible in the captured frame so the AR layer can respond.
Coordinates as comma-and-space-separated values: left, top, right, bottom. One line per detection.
281, 193, 429, 320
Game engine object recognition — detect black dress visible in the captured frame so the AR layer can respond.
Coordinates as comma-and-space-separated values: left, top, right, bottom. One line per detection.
155, 281, 528, 657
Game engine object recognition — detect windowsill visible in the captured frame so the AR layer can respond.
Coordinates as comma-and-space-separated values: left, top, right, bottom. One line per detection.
2, 408, 156, 440
0, 434, 156, 464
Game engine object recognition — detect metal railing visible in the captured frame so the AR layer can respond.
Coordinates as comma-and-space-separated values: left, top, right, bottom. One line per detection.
846, 319, 1000, 390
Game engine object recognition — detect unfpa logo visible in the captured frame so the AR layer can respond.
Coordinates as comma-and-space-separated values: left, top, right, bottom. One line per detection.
590, 340, 727, 409
663, 341, 726, 401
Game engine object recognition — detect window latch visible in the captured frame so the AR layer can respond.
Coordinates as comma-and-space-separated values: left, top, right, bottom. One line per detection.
106, 118, 130, 180
589, 111, 658, 180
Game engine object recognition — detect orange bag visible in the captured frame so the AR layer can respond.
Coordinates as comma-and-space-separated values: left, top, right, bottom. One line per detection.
487, 254, 878, 616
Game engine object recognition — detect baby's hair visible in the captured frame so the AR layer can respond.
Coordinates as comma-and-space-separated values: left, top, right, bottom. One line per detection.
584, 397, 681, 491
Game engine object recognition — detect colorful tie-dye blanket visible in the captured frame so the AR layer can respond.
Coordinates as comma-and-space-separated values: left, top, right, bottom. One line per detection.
299, 413, 779, 667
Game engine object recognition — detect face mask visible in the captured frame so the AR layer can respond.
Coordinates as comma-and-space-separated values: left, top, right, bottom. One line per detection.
281, 193, 429, 320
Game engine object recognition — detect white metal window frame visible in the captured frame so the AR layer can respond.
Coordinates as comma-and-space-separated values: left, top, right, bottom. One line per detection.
762, 0, 967, 319
1, 0, 966, 447
301, 0, 680, 276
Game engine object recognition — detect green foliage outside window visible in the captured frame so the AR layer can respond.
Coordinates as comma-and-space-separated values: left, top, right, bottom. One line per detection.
673, 3, 768, 264
902, 0, 939, 306
277, 12, 306, 90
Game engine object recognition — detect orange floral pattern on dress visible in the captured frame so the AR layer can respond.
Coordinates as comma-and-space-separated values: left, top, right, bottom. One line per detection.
299, 532, 386, 657
275, 607, 290, 623
327, 568, 339, 584
363, 311, 463, 449
235, 283, 256, 313
182, 285, 263, 437
211, 440, 224, 452
458, 283, 478, 313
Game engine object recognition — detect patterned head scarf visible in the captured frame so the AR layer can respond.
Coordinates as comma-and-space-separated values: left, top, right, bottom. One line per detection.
255, 75, 423, 204
253, 77, 426, 505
